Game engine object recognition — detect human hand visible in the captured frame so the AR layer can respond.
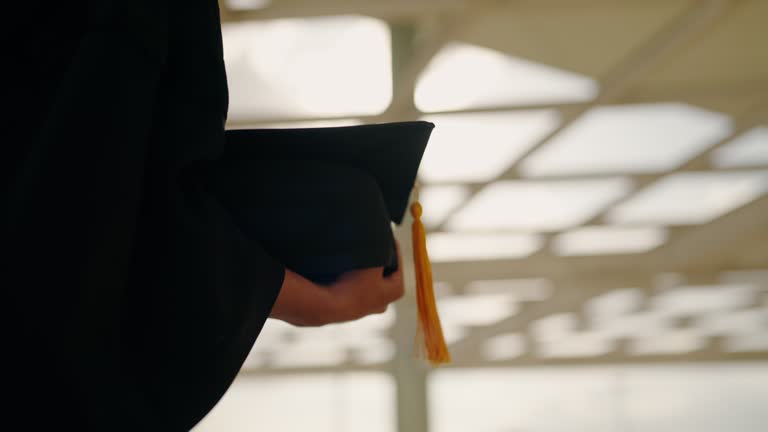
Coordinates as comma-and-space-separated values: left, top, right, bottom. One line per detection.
269, 242, 404, 326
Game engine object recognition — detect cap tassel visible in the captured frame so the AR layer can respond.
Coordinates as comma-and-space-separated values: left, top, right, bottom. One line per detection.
410, 201, 451, 365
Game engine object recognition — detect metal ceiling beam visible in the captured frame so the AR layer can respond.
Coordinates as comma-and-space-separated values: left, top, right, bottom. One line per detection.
239, 348, 768, 376
653, 194, 768, 269
224, 88, 768, 129
239, 346, 768, 376
445, 348, 768, 369
240, 362, 386, 376
621, 80, 768, 105
220, 0, 469, 21
406, 80, 768, 117
418, 161, 766, 189
240, 348, 768, 378
219, 0, 696, 22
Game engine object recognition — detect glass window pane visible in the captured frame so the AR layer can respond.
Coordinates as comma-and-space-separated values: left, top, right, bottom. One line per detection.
223, 17, 391, 121
430, 365, 768, 432
195, 373, 395, 432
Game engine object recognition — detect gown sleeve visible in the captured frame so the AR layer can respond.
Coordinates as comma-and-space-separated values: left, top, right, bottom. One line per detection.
4, 1, 285, 430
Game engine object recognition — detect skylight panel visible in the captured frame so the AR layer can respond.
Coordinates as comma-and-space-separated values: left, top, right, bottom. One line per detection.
650, 285, 756, 315
223, 17, 391, 121
415, 42, 598, 112
437, 294, 517, 328
465, 278, 552, 301
521, 103, 732, 176
607, 171, 768, 225
591, 312, 672, 339
418, 185, 470, 228
226, 0, 270, 10
586, 288, 644, 320
483, 333, 525, 361
447, 178, 632, 231
553, 226, 667, 256
711, 126, 768, 168
419, 111, 560, 183
271, 341, 347, 368
427, 232, 542, 262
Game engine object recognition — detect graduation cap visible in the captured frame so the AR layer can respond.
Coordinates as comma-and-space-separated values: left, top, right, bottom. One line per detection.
206, 121, 450, 364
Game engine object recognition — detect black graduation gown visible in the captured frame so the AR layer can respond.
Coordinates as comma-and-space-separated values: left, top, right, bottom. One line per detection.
5, 1, 284, 430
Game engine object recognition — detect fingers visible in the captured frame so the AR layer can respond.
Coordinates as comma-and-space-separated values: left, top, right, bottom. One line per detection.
360, 266, 403, 308
275, 242, 407, 327
383, 240, 405, 301
271, 270, 339, 327
273, 269, 391, 326
395, 239, 403, 276
385, 239, 403, 281
324, 264, 404, 322
382, 270, 404, 304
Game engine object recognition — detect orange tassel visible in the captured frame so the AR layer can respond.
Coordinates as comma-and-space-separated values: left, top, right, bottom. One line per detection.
410, 201, 451, 365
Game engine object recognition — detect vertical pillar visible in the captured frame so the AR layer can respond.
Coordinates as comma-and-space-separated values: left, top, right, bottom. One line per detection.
388, 20, 433, 432
391, 220, 430, 432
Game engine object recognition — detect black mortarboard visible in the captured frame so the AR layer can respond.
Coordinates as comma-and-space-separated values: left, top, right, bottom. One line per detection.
206, 121, 434, 285
205, 120, 450, 364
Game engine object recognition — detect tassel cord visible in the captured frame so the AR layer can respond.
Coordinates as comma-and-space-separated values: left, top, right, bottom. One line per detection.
410, 202, 451, 365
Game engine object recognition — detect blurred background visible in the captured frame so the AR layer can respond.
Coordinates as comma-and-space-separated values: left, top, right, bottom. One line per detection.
196, 0, 768, 430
